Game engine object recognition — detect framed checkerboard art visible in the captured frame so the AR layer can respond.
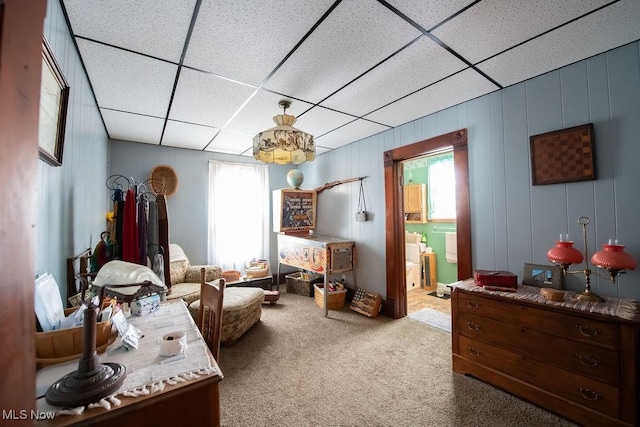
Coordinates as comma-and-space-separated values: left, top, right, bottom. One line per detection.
529, 123, 596, 186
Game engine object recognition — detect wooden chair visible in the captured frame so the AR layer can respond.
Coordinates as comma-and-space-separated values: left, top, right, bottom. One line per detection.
197, 268, 225, 361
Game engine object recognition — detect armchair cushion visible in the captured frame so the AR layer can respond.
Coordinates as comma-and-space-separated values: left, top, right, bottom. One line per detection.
166, 244, 222, 306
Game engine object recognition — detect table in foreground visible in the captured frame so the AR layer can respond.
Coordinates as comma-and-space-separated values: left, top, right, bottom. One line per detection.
35, 300, 223, 427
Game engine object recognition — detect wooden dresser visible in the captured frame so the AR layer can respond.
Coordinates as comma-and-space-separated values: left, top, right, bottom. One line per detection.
452, 287, 639, 426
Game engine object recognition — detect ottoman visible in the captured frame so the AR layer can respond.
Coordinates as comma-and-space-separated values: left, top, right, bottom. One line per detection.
189, 287, 264, 344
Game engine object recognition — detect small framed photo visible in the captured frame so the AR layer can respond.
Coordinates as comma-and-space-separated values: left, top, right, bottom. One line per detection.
522, 263, 562, 289
38, 36, 69, 166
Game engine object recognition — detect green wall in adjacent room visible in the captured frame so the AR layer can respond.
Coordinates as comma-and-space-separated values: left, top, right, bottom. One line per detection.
403, 164, 457, 284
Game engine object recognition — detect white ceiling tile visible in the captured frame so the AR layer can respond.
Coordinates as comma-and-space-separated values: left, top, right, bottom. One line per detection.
169, 68, 257, 128
477, 0, 640, 87
433, 0, 612, 64
321, 37, 467, 116
63, 0, 195, 62
185, 0, 335, 86
76, 39, 177, 117
365, 68, 498, 126
225, 89, 314, 135
296, 106, 359, 138
315, 119, 389, 149
205, 129, 254, 155
264, 0, 422, 103
162, 120, 219, 150
385, 0, 476, 30
101, 109, 164, 145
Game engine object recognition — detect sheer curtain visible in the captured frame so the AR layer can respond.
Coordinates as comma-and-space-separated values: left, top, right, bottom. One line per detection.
427, 152, 456, 220
208, 161, 270, 271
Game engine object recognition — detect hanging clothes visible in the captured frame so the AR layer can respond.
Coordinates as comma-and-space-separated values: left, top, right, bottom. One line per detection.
147, 200, 159, 261
113, 189, 125, 259
121, 189, 139, 263
138, 195, 148, 266
156, 194, 171, 286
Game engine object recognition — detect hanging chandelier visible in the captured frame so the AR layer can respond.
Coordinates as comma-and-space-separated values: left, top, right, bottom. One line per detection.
253, 100, 315, 165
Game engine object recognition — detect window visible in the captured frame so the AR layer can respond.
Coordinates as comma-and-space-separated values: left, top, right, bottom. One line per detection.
427, 152, 456, 220
208, 161, 270, 271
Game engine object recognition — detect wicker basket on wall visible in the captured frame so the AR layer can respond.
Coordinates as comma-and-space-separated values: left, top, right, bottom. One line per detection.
150, 164, 179, 197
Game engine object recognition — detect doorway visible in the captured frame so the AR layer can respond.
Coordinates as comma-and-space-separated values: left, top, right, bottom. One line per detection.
382, 128, 472, 319
403, 151, 457, 315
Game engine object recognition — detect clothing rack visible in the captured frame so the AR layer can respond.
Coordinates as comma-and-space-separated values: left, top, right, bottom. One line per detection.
106, 174, 158, 200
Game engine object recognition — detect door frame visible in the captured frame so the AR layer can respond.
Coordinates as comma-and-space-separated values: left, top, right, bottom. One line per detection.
382, 128, 472, 319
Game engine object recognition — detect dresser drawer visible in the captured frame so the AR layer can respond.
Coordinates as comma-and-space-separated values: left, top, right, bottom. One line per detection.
457, 311, 620, 385
458, 334, 621, 418
456, 291, 620, 349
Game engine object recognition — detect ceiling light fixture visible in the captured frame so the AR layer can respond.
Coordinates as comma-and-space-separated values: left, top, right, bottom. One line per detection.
253, 100, 315, 165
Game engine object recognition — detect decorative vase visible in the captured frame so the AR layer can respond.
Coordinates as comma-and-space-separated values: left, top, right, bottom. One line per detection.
591, 244, 637, 271
547, 241, 584, 265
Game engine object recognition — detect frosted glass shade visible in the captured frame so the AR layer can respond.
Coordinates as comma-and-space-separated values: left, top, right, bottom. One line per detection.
547, 241, 584, 265
591, 244, 637, 271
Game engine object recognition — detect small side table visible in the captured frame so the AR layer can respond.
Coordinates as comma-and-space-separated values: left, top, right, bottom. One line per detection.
226, 276, 273, 290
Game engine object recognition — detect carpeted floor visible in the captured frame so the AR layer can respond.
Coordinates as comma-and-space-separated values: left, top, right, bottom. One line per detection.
217, 291, 577, 427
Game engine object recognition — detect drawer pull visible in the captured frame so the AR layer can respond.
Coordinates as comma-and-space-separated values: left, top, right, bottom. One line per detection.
468, 347, 480, 357
467, 300, 478, 308
577, 325, 599, 338
577, 387, 600, 401
466, 321, 480, 331
577, 355, 600, 367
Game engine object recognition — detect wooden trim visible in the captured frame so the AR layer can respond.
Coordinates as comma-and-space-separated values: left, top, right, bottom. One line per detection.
0, 0, 47, 414
382, 129, 471, 319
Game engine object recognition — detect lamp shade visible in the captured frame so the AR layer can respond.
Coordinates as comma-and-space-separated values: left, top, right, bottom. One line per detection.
253, 102, 315, 165
547, 241, 584, 265
591, 244, 637, 271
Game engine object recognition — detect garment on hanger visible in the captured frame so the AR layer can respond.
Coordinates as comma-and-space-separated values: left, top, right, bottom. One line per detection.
121, 189, 139, 263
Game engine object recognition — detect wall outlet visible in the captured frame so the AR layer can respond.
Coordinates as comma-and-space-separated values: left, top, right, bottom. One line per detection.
342, 274, 346, 282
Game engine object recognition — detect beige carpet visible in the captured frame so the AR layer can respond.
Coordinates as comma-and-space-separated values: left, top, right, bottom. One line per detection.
217, 291, 577, 427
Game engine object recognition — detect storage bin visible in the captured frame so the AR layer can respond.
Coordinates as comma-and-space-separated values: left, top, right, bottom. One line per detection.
286, 272, 323, 297
314, 283, 346, 309
35, 303, 115, 369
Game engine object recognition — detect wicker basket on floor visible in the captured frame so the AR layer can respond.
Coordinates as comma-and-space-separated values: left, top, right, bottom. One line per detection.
222, 270, 241, 282
314, 283, 346, 310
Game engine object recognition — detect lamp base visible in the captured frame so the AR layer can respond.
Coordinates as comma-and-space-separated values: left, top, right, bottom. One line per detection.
45, 362, 126, 408
575, 290, 603, 303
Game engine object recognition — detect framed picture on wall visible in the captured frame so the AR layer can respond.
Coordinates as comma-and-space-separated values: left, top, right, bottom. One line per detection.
529, 123, 596, 186
522, 263, 562, 289
38, 36, 69, 166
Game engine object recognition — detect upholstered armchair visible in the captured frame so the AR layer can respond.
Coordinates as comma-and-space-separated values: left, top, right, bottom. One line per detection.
166, 243, 222, 306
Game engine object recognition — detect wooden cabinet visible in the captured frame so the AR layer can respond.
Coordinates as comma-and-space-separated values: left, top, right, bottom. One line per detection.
452, 287, 640, 426
421, 252, 437, 293
404, 184, 427, 223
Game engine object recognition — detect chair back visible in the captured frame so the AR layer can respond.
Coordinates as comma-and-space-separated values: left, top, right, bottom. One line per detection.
198, 268, 225, 361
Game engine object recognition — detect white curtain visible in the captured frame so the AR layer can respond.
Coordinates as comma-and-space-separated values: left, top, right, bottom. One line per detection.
208, 161, 270, 271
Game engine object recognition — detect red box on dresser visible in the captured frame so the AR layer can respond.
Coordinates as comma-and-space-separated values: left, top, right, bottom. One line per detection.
473, 270, 518, 288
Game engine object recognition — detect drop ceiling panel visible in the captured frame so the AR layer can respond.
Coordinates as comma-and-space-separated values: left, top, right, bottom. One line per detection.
76, 39, 177, 117
63, 0, 195, 62
102, 109, 164, 145
225, 89, 314, 135
185, 0, 335, 86
169, 68, 257, 128
264, 0, 422, 103
432, 0, 613, 64
477, 0, 640, 87
365, 68, 498, 126
320, 36, 467, 117
162, 121, 219, 150
295, 106, 358, 138
384, 0, 477, 30
205, 129, 254, 156
315, 119, 389, 149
